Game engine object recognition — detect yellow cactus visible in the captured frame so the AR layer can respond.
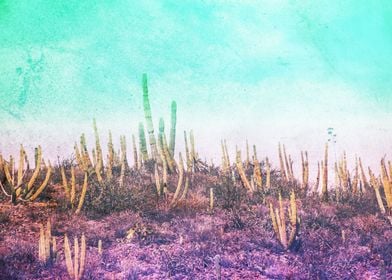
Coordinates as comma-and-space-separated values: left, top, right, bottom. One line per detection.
1, 145, 52, 204
369, 167, 386, 214
381, 159, 392, 209
62, 166, 88, 213
266, 157, 271, 188
210, 187, 214, 211
322, 143, 328, 201
358, 157, 368, 190
170, 153, 184, 207
278, 143, 287, 181
64, 233, 86, 280
301, 151, 309, 190
235, 151, 252, 191
38, 220, 56, 264
269, 191, 299, 250
253, 158, 262, 189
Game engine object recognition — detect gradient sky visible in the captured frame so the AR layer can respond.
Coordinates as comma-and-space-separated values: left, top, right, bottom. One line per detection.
0, 1, 391, 170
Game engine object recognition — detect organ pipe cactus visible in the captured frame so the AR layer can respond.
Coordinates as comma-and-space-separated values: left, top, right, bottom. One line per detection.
236, 151, 252, 191
0, 145, 52, 204
301, 151, 309, 191
138, 122, 148, 163
142, 73, 159, 161
64, 233, 86, 280
169, 101, 177, 156
278, 143, 287, 181
269, 191, 299, 250
322, 143, 328, 201
61, 166, 88, 213
38, 220, 56, 264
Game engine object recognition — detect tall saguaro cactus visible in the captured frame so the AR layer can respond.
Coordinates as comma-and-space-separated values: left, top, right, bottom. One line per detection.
142, 73, 158, 161
169, 101, 177, 156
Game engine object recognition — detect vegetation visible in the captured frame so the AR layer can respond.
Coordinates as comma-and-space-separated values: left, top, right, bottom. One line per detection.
0, 74, 391, 279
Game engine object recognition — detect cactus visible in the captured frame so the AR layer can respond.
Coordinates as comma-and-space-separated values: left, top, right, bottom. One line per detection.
253, 158, 262, 189
236, 150, 252, 191
322, 143, 328, 201
266, 157, 271, 188
314, 161, 320, 193
169, 101, 177, 157
61, 166, 88, 213
369, 167, 386, 214
132, 134, 140, 170
358, 157, 368, 191
301, 151, 309, 190
352, 157, 359, 194
278, 143, 287, 181
245, 139, 250, 167
142, 73, 159, 161
38, 220, 56, 264
210, 187, 214, 211
0, 145, 52, 204
170, 153, 184, 207
138, 122, 148, 163
98, 240, 102, 256
119, 135, 127, 187
154, 163, 161, 196
190, 130, 196, 163
185, 131, 192, 171
64, 233, 86, 280
269, 191, 299, 250
381, 158, 392, 209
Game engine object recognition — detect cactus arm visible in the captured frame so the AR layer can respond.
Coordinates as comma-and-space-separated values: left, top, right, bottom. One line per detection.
28, 162, 52, 201
61, 166, 70, 199
142, 73, 159, 161
138, 122, 148, 163
132, 134, 139, 169
79, 234, 86, 280
322, 143, 329, 201
64, 234, 74, 277
169, 101, 177, 156
27, 146, 42, 191
75, 172, 88, 214
381, 159, 392, 209
74, 237, 79, 280
236, 151, 251, 191
170, 153, 184, 207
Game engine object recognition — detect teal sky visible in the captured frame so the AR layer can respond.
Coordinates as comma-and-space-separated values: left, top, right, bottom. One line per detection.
0, 1, 391, 167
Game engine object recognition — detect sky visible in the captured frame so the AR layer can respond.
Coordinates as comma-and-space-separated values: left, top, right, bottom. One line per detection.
0, 0, 391, 171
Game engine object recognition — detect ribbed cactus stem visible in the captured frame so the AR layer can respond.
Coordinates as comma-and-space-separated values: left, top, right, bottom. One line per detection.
75, 172, 88, 214
210, 187, 214, 211
170, 152, 184, 207
138, 122, 148, 163
236, 150, 252, 191
132, 134, 139, 170
169, 101, 177, 156
266, 157, 271, 188
278, 143, 287, 181
142, 73, 158, 161
322, 143, 329, 201
28, 161, 52, 201
358, 157, 368, 190
381, 158, 392, 209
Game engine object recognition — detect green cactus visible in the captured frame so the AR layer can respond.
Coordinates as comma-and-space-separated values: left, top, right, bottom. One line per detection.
138, 122, 148, 163
142, 73, 158, 161
169, 101, 177, 156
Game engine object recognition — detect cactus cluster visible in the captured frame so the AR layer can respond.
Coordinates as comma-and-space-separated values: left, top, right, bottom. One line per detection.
38, 220, 56, 264
64, 233, 87, 280
269, 191, 299, 250
0, 145, 52, 204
